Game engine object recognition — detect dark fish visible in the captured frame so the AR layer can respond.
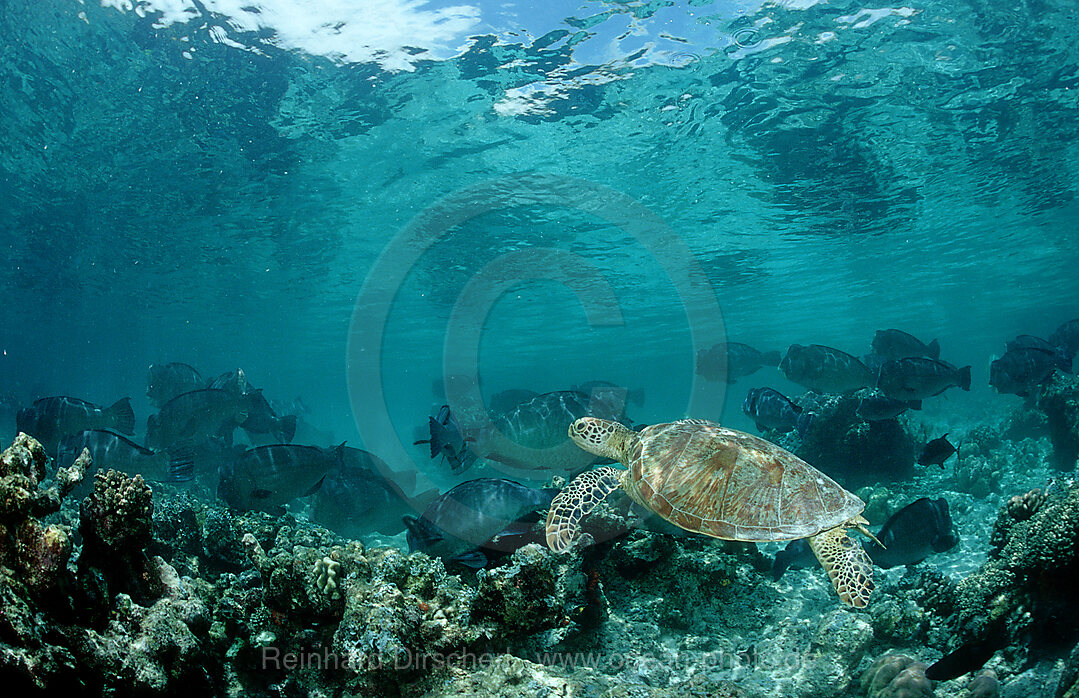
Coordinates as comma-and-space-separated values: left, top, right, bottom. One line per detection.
218, 443, 345, 513
57, 430, 193, 484
856, 393, 922, 421
989, 347, 1072, 397
208, 368, 248, 395
1006, 334, 1059, 355
871, 329, 941, 360
16, 396, 135, 455
146, 363, 205, 408
311, 447, 438, 537
772, 538, 814, 581
925, 633, 1005, 681
146, 388, 248, 451
488, 389, 540, 416
240, 389, 297, 444
403, 478, 557, 569
877, 357, 972, 400
415, 405, 477, 474
696, 342, 782, 383
863, 497, 958, 568
1049, 318, 1079, 360
779, 344, 874, 393
861, 353, 886, 377
918, 434, 958, 467
742, 387, 802, 432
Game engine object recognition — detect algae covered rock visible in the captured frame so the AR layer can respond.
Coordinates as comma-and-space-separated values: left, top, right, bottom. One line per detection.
330, 546, 482, 686
1037, 371, 1079, 471
860, 653, 934, 698
958, 669, 999, 698
0, 434, 87, 603
788, 392, 917, 488
80, 469, 153, 551
951, 481, 1079, 659
474, 543, 584, 639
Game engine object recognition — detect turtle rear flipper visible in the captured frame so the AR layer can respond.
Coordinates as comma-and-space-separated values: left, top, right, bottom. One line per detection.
545, 466, 622, 552
808, 526, 875, 608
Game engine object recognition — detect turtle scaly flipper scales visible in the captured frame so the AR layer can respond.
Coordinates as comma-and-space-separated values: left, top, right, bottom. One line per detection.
808, 526, 875, 608
545, 466, 622, 552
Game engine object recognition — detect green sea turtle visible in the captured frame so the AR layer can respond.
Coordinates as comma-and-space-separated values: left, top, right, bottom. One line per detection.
546, 417, 879, 608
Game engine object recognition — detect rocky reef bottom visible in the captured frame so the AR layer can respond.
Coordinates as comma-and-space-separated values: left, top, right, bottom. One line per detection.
2, 426, 1079, 697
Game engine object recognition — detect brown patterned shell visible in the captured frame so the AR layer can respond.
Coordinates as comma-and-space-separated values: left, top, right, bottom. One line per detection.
622, 420, 863, 542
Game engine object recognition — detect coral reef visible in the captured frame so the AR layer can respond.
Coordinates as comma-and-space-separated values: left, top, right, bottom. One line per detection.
1005, 488, 1046, 522
780, 392, 917, 488
0, 434, 87, 603
0, 437, 220, 694
474, 543, 586, 642
950, 480, 1079, 662
76, 469, 159, 622
1037, 371, 1079, 471
860, 653, 934, 698
950, 429, 1047, 499
19, 424, 1073, 698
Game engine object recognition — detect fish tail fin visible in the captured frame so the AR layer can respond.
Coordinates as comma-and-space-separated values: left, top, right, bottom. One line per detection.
628, 388, 645, 407
276, 414, 297, 443
107, 397, 136, 435
927, 338, 941, 360
761, 350, 782, 366
165, 446, 196, 482
421, 417, 446, 459
908, 400, 923, 411
958, 365, 972, 391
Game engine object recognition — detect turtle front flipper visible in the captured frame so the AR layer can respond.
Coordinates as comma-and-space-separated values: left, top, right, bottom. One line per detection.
808, 526, 875, 608
545, 466, 622, 552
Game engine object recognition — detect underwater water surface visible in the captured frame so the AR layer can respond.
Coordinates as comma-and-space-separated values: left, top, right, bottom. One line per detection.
1, 0, 1079, 696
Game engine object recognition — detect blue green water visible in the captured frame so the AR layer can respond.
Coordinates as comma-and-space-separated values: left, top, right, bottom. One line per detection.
1, 0, 1077, 467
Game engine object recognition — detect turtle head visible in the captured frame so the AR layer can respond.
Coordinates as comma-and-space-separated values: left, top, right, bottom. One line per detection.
568, 418, 633, 462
